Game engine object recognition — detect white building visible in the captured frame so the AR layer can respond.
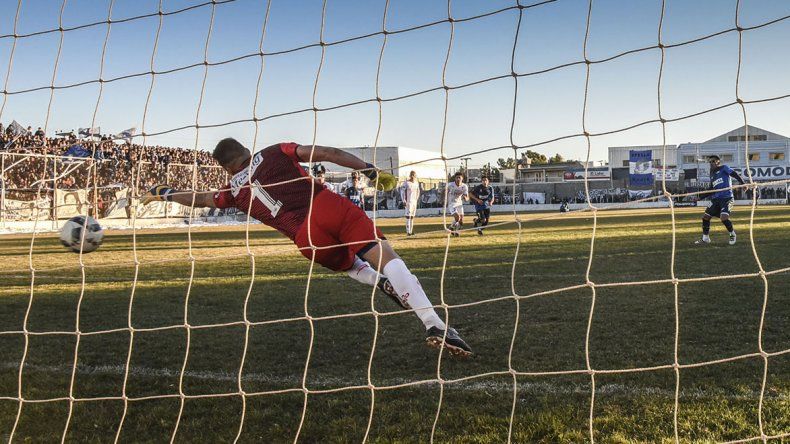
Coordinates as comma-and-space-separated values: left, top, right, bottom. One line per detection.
608, 144, 678, 169
606, 126, 790, 186
325, 146, 447, 183
677, 125, 790, 182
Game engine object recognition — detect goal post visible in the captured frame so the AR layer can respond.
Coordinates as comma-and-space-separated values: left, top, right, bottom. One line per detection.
0, 1, 789, 443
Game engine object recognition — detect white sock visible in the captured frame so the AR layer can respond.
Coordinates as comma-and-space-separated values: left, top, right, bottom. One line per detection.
702, 234, 710, 241
347, 257, 380, 287
406, 218, 412, 234
383, 258, 445, 330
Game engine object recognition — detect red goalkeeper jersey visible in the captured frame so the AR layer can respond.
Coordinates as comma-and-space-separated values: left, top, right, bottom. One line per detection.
213, 142, 321, 240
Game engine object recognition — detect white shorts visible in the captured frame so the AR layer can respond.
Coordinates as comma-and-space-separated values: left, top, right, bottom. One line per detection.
405, 201, 418, 217
449, 204, 464, 216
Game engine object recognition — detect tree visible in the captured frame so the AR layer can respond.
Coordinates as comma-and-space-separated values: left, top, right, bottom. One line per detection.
522, 150, 547, 165
549, 153, 565, 164
498, 150, 555, 169
481, 162, 499, 181
497, 157, 517, 169
456, 161, 467, 178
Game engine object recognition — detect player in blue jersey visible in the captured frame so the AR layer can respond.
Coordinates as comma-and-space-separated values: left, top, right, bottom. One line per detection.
696, 155, 746, 245
344, 175, 364, 209
471, 176, 494, 235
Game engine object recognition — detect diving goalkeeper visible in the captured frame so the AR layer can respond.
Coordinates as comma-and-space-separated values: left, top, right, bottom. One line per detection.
143, 139, 472, 356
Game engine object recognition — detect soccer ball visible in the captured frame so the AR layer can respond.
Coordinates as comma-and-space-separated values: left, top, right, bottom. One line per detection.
59, 216, 104, 253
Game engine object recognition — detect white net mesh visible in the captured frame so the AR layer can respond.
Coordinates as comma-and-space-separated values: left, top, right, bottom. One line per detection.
0, 0, 789, 442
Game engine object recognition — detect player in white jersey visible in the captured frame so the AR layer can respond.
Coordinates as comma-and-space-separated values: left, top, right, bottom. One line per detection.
446, 172, 469, 237
339, 170, 366, 195
399, 170, 421, 236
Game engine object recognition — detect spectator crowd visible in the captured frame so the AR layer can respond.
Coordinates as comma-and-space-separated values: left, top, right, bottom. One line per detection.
0, 122, 227, 204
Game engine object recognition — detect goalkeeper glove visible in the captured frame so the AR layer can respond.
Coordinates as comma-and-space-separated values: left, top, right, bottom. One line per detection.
362, 163, 379, 181
362, 163, 397, 192
142, 184, 174, 205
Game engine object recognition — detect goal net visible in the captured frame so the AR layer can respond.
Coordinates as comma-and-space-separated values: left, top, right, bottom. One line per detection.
1, 1, 789, 442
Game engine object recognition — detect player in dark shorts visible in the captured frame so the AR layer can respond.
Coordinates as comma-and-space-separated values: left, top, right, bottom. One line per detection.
695, 155, 746, 246
471, 176, 494, 235
144, 139, 471, 356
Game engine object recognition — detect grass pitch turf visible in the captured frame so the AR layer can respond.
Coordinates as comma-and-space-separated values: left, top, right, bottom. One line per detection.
1, 206, 789, 443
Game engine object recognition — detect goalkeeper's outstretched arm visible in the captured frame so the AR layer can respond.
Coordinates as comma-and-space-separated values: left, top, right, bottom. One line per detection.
143, 184, 217, 208
297, 144, 397, 191
296, 144, 368, 171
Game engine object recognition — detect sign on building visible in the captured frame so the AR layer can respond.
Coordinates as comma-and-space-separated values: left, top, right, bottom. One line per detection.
629, 150, 654, 186
698, 165, 790, 181
563, 167, 610, 181
654, 168, 680, 181
734, 166, 790, 180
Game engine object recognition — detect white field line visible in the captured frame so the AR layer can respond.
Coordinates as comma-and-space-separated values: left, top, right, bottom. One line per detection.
1, 361, 786, 401
4, 266, 787, 288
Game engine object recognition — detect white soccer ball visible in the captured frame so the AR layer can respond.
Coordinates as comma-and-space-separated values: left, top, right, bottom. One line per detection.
59, 216, 104, 253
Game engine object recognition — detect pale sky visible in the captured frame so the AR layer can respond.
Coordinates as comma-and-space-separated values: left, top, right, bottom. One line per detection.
0, 0, 788, 168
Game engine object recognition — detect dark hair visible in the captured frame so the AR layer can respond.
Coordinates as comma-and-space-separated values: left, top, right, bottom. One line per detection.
454, 172, 463, 178
213, 138, 249, 167
708, 155, 721, 161
481, 175, 490, 180
312, 163, 326, 176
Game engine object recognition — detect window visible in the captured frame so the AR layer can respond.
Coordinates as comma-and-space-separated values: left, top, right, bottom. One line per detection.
747, 153, 760, 161
727, 134, 768, 142
721, 154, 734, 162
769, 152, 785, 161
623, 160, 629, 167
653, 159, 662, 167
682, 155, 696, 163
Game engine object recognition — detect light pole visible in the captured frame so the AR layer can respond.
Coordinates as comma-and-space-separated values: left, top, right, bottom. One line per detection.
461, 157, 471, 178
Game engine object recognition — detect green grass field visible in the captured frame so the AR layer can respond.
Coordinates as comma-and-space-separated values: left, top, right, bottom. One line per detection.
1, 206, 789, 443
